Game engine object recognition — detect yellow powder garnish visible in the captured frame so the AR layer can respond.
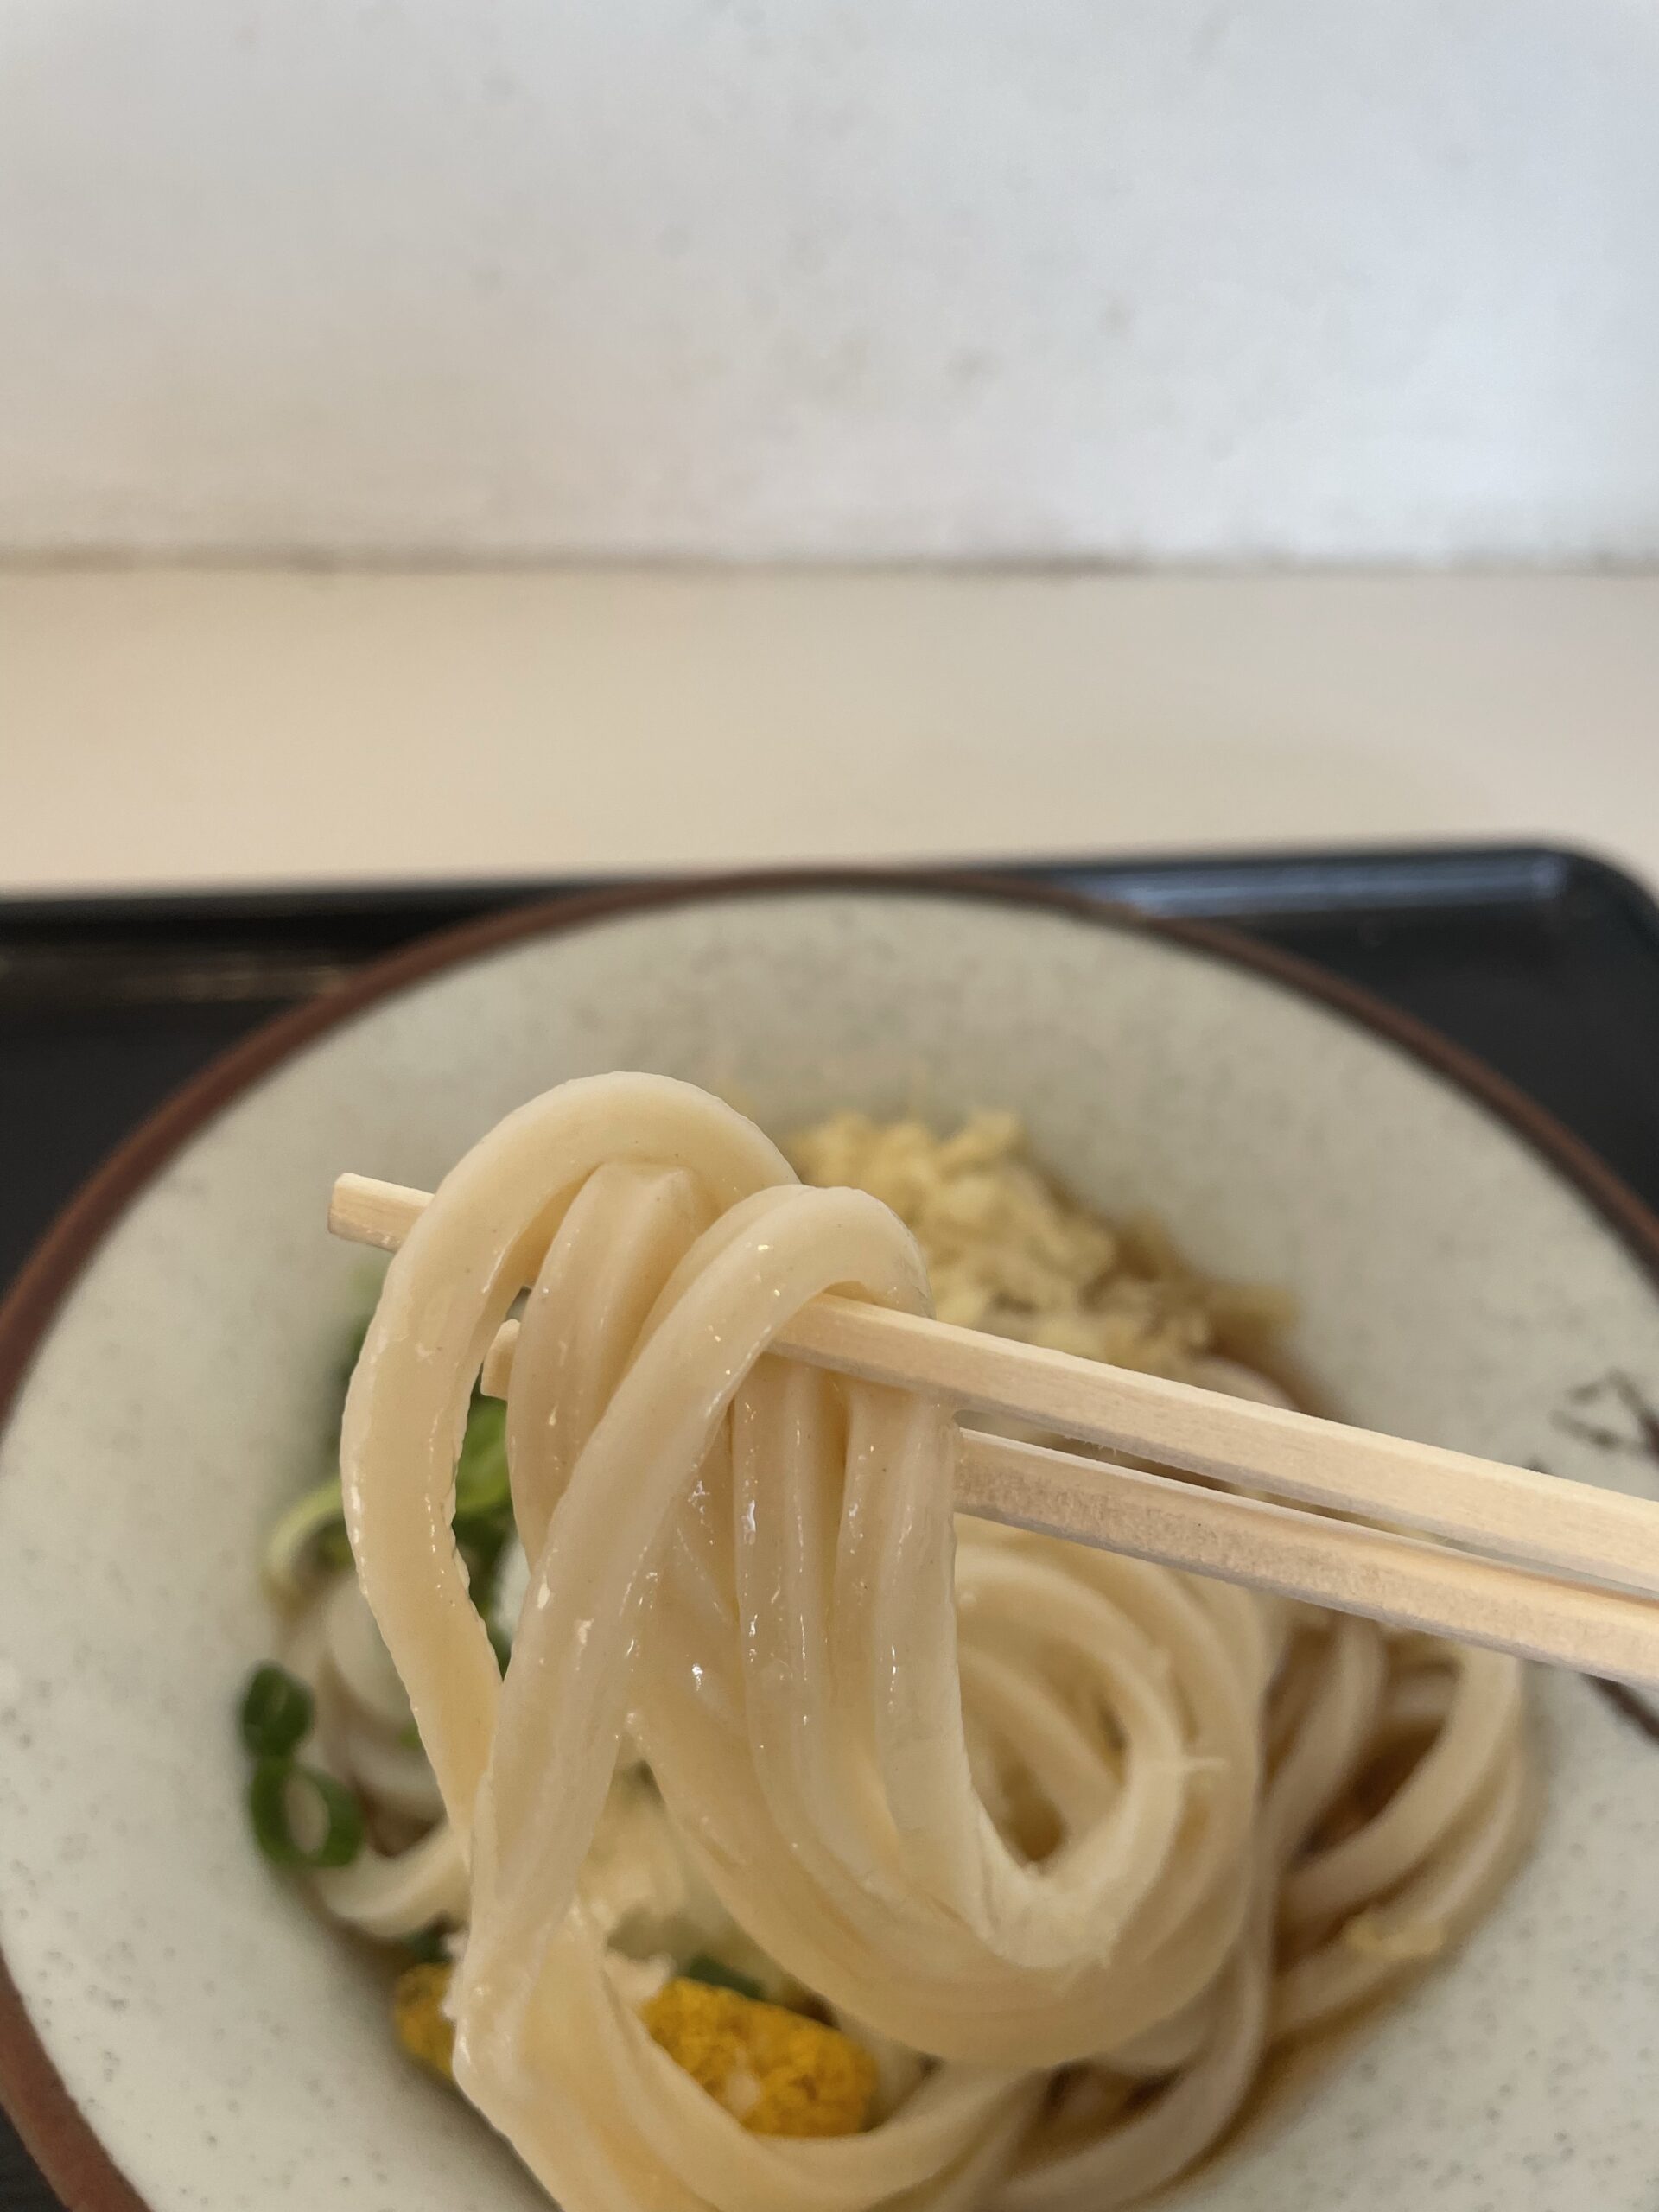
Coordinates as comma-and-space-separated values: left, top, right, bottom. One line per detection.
643, 1978, 877, 2137
392, 1961, 456, 2080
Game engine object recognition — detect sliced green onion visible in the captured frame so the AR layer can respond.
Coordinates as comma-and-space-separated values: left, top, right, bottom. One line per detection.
262, 1478, 349, 1602
454, 1395, 509, 1519
249, 1758, 365, 1869
456, 1525, 503, 1582
683, 1954, 766, 2001
401, 1922, 453, 1965
238, 1664, 315, 1758
312, 1523, 354, 1571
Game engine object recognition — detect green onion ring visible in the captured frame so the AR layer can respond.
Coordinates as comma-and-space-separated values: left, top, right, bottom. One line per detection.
249, 1758, 365, 1869
238, 1663, 315, 1758
262, 1478, 350, 1602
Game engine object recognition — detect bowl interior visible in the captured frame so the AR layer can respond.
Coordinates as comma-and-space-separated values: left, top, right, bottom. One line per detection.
3, 885, 1659, 2212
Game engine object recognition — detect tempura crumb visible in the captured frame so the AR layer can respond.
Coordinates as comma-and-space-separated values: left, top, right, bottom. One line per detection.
786, 1109, 1292, 1376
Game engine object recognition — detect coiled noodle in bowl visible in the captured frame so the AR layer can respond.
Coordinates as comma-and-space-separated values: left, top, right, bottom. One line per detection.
244, 1073, 1531, 2212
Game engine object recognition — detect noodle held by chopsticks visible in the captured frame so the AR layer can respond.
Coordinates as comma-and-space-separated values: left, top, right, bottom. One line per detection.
251, 1074, 1530, 2211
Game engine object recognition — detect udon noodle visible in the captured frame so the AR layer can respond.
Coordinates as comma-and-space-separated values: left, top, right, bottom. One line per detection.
258, 1073, 1531, 2211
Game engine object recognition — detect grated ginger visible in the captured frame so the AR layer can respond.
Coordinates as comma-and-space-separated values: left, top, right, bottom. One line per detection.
643, 1978, 878, 2137
392, 1960, 877, 2138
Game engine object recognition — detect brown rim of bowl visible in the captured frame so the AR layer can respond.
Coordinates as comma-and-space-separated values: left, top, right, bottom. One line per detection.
3, 862, 1659, 2212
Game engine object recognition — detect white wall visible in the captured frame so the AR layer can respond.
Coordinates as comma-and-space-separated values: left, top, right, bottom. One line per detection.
3, 1, 1658, 563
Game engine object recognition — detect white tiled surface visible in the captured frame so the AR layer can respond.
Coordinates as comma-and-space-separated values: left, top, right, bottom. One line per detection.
3, 2, 1659, 561
7, 566, 1659, 894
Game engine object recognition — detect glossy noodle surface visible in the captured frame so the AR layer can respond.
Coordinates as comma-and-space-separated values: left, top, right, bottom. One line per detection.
261, 1075, 1529, 2212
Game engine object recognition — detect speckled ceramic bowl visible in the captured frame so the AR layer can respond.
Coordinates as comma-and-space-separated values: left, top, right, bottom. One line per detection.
3, 875, 1659, 2212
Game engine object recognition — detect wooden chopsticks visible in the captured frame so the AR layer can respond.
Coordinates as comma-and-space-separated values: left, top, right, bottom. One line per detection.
329, 1172, 1659, 1691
